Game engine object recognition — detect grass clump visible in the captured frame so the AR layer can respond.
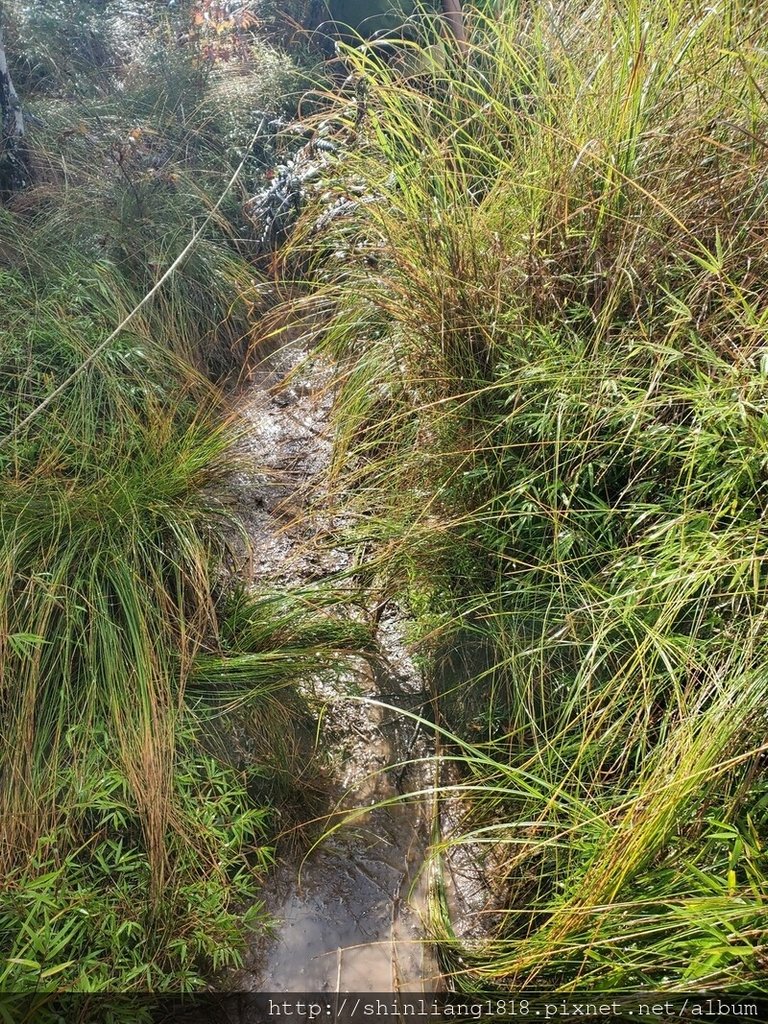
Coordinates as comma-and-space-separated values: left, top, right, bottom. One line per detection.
283, 0, 768, 991
0, 726, 273, 994
0, 252, 259, 988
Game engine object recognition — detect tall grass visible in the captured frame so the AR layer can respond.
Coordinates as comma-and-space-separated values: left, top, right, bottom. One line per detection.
283, 0, 768, 990
0, 9, 358, 992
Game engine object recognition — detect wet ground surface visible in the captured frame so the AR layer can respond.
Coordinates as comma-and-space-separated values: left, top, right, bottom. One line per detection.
240, 649, 438, 993
224, 332, 441, 994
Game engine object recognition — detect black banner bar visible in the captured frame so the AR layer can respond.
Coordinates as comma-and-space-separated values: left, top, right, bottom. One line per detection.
0, 993, 767, 1024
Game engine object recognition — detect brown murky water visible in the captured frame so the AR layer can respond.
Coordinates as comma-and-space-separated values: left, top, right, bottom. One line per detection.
225, 331, 440, 993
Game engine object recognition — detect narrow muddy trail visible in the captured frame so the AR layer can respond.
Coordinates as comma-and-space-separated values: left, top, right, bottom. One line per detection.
225, 334, 442, 993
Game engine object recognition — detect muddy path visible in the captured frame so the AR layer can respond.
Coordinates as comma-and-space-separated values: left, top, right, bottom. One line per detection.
224, 332, 441, 993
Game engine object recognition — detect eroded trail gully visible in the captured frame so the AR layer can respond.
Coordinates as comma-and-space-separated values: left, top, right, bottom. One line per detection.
224, 333, 441, 993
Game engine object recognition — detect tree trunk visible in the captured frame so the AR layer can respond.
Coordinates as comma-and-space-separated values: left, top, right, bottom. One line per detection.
0, 17, 28, 194
441, 0, 467, 53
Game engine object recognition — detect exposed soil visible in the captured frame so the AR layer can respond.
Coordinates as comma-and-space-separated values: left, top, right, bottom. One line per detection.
223, 330, 441, 993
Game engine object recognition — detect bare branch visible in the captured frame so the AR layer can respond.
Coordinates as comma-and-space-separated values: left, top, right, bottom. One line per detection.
0, 22, 24, 137
0, 14, 27, 192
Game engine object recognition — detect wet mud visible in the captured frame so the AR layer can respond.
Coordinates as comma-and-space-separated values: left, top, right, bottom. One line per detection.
225, 332, 440, 993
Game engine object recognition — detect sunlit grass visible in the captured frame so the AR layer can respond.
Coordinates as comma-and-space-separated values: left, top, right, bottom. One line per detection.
282, 0, 768, 991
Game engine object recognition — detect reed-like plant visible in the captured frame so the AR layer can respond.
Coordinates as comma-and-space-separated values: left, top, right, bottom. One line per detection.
283, 0, 768, 990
